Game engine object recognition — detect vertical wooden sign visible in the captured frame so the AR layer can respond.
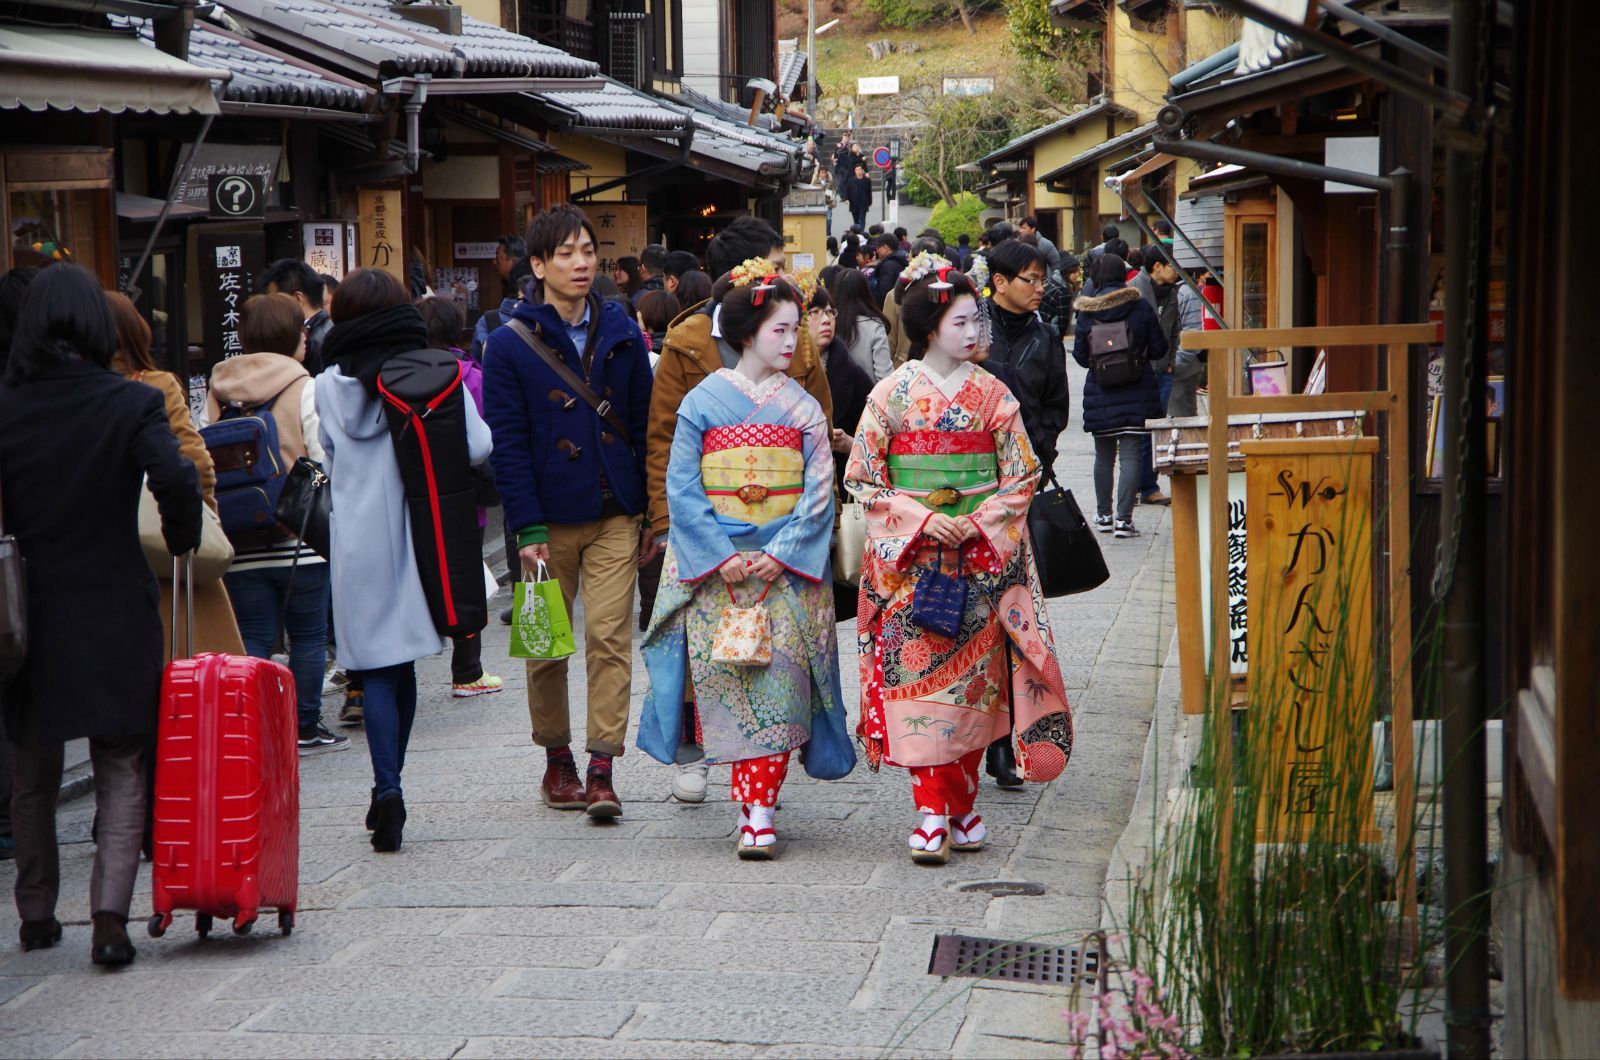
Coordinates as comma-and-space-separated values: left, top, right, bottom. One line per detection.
358, 188, 405, 285
1243, 437, 1380, 843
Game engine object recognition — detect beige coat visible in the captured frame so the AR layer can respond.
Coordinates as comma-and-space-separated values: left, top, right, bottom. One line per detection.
117, 365, 245, 658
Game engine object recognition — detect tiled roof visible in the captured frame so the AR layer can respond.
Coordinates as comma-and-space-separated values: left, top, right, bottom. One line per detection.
215, 0, 598, 79
130, 18, 370, 110
777, 49, 806, 97
1036, 120, 1158, 183
537, 80, 688, 131
976, 101, 1136, 167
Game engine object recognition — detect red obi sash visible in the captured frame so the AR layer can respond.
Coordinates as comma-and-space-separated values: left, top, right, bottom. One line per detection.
888, 430, 995, 456
703, 423, 803, 454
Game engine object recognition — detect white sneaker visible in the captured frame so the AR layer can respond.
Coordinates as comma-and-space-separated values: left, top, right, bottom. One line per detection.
322, 668, 349, 698
672, 761, 709, 803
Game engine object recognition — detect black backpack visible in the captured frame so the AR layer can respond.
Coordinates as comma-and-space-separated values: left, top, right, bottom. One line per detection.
377, 349, 487, 638
1087, 319, 1147, 388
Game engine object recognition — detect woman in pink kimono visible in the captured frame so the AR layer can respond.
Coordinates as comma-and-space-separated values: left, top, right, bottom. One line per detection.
844, 257, 1072, 864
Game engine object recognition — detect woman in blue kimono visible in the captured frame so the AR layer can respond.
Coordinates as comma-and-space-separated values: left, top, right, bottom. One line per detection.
639, 261, 854, 859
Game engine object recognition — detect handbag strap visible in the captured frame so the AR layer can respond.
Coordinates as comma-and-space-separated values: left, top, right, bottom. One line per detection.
725, 578, 774, 605
505, 318, 633, 447
278, 458, 327, 640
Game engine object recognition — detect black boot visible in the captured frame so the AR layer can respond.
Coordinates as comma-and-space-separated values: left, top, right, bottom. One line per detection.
365, 787, 379, 831
19, 917, 62, 952
90, 912, 136, 967
985, 737, 1024, 789
371, 794, 406, 853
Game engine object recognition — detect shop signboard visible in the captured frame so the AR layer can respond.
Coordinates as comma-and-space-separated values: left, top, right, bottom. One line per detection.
207, 173, 266, 220
357, 188, 405, 284
303, 222, 347, 279
453, 241, 498, 260
1244, 437, 1379, 842
172, 143, 281, 210
197, 230, 265, 367
587, 204, 648, 274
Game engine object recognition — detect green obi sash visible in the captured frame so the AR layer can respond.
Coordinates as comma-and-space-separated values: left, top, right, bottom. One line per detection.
886, 430, 998, 517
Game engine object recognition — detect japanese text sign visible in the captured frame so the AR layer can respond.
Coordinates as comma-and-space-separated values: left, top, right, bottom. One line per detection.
1244, 438, 1379, 842
196, 230, 265, 370
358, 188, 405, 284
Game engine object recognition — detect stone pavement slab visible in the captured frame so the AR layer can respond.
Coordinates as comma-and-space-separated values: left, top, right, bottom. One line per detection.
0, 360, 1178, 1056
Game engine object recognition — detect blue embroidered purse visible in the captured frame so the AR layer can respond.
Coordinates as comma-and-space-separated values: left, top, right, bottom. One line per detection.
911, 546, 966, 640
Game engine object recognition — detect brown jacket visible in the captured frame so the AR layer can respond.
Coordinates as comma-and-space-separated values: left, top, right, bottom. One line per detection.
205, 353, 316, 473
117, 363, 218, 510
884, 284, 915, 365
648, 301, 833, 534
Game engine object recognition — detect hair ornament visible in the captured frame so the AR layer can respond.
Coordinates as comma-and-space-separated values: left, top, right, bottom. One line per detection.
930, 265, 958, 304
729, 257, 779, 290
900, 250, 950, 286
751, 283, 776, 307
788, 266, 819, 304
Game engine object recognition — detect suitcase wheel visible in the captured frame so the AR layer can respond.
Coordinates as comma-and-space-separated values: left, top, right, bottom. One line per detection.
146, 913, 169, 938
232, 915, 255, 936
278, 910, 295, 936
196, 913, 213, 939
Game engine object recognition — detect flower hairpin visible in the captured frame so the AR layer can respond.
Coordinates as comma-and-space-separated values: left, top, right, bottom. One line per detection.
729, 257, 780, 307
900, 250, 951, 286
788, 266, 819, 304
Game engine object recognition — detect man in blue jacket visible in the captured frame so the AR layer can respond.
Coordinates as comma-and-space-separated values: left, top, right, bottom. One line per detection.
483, 204, 654, 819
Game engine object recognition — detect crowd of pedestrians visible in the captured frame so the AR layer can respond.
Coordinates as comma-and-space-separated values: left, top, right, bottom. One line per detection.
0, 196, 1200, 967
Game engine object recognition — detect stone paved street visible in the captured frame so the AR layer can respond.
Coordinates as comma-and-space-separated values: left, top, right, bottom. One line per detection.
0, 363, 1177, 1058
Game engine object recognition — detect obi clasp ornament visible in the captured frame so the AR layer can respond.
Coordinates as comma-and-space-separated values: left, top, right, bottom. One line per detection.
927, 487, 961, 508
737, 484, 770, 505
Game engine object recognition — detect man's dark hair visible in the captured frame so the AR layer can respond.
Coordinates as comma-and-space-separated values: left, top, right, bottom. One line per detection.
1020, 215, 1039, 229
983, 221, 1016, 248
706, 217, 782, 278
508, 257, 532, 287
957, 233, 971, 246
664, 250, 700, 279
640, 243, 668, 274
1125, 247, 1144, 270
1104, 237, 1130, 261
5, 263, 116, 383
417, 294, 466, 349
874, 233, 899, 254
1018, 232, 1040, 247
498, 234, 527, 259
987, 238, 1047, 281
1153, 219, 1173, 238
261, 257, 324, 309
893, 227, 908, 240
1142, 242, 1171, 270
524, 203, 599, 262
1101, 223, 1122, 242
330, 267, 410, 324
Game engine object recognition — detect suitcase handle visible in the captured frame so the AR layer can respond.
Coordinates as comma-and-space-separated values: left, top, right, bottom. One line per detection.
169, 552, 195, 661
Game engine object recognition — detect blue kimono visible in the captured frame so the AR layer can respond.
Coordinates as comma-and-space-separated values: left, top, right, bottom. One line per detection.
638, 369, 855, 780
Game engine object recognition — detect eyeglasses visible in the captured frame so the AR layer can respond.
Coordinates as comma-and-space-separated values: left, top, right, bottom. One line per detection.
807, 307, 837, 320
1006, 274, 1047, 289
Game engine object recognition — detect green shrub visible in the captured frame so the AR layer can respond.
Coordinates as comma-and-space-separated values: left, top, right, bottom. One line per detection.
928, 192, 987, 246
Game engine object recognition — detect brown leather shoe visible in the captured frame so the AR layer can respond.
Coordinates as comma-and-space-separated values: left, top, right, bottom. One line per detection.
541, 757, 587, 810
584, 770, 622, 819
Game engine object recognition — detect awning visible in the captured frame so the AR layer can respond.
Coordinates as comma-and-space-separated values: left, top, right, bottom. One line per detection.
116, 193, 209, 223
1, 25, 226, 115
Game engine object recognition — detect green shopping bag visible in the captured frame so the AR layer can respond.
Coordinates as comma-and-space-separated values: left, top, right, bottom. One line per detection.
509, 562, 576, 660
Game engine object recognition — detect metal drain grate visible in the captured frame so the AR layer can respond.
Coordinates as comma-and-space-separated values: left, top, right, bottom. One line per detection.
927, 934, 1101, 985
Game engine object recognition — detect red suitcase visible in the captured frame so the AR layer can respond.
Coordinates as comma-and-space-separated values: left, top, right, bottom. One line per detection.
148, 560, 300, 939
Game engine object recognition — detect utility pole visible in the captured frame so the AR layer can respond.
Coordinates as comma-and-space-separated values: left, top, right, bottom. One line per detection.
806, 0, 817, 130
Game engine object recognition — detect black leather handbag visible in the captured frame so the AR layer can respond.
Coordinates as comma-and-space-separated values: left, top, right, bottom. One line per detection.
911, 546, 967, 639
0, 457, 27, 688
274, 456, 332, 560
1028, 474, 1110, 598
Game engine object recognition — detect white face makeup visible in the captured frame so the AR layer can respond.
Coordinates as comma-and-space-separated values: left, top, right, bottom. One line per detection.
740, 299, 801, 380
927, 293, 982, 363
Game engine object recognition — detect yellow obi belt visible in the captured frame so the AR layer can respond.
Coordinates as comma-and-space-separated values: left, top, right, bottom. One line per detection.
701, 423, 805, 524
887, 430, 998, 517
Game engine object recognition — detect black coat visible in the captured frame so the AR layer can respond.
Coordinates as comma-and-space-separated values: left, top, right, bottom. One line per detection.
845, 174, 873, 214
873, 250, 908, 304
1071, 285, 1167, 435
0, 360, 201, 745
823, 336, 872, 493
983, 299, 1071, 469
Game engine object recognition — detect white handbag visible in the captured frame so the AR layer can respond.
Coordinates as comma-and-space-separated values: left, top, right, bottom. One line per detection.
139, 478, 234, 584
833, 500, 868, 585
710, 580, 774, 667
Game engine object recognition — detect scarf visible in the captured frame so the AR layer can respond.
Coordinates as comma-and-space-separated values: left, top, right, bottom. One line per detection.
322, 303, 430, 394
989, 299, 1036, 344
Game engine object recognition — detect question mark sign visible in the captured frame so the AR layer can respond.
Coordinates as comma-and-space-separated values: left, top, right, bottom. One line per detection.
221, 177, 251, 214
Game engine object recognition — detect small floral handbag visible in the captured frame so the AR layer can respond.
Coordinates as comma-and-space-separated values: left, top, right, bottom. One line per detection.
911, 545, 967, 640
711, 579, 774, 667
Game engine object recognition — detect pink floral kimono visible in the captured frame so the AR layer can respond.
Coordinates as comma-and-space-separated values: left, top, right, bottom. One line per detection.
844, 360, 1071, 812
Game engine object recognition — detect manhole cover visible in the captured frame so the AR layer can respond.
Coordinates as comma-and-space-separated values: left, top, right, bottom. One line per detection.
956, 880, 1047, 897
928, 933, 1101, 985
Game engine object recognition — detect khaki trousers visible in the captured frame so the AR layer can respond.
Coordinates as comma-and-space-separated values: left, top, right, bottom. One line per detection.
525, 514, 639, 756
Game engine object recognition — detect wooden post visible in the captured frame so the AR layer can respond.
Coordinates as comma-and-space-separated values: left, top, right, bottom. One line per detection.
1206, 330, 1235, 862
1385, 341, 1419, 944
